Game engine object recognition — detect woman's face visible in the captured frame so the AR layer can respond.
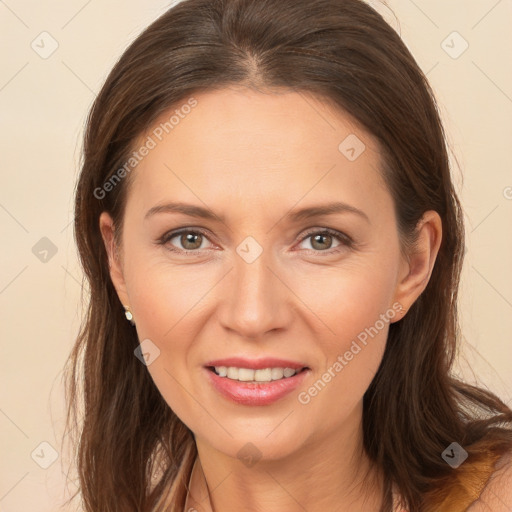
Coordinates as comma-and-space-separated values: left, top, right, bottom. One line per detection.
101, 87, 416, 462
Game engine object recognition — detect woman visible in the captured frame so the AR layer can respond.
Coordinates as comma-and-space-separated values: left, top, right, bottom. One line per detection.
64, 0, 512, 510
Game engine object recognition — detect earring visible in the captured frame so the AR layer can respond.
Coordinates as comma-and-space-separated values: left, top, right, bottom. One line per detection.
124, 305, 135, 326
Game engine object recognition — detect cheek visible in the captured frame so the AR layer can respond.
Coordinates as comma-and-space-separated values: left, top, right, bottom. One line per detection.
297, 326, 388, 439
291, 258, 397, 418
126, 251, 212, 339
291, 253, 398, 346
126, 272, 205, 432
123, 253, 220, 426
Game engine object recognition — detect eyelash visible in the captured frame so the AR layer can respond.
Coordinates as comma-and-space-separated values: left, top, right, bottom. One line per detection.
157, 227, 353, 257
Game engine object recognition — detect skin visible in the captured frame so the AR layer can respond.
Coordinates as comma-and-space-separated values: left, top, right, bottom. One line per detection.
100, 86, 442, 511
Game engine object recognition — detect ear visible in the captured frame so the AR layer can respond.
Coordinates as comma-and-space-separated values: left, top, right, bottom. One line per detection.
391, 210, 442, 322
99, 211, 130, 306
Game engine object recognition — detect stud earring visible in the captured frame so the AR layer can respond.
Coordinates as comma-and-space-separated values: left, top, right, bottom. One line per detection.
124, 305, 135, 326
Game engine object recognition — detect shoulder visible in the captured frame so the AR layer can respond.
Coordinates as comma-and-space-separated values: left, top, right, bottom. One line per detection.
467, 449, 512, 511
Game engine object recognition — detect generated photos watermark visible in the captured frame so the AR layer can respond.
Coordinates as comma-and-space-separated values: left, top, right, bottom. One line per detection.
93, 96, 198, 200
298, 301, 404, 405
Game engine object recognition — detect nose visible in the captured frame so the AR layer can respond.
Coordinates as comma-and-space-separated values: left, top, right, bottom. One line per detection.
217, 244, 294, 340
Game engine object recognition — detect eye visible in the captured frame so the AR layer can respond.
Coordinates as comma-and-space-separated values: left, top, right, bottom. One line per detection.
157, 227, 353, 256
158, 228, 214, 254
296, 228, 352, 255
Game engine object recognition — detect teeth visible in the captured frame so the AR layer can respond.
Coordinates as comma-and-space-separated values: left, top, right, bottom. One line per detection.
216, 366, 228, 377
255, 368, 272, 381
213, 366, 300, 382
271, 367, 284, 380
238, 368, 254, 381
227, 367, 239, 379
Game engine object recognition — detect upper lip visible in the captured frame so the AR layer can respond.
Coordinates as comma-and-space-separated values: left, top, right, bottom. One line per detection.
205, 357, 308, 370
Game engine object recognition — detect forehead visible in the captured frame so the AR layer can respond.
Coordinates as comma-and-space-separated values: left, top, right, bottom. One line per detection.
125, 87, 390, 219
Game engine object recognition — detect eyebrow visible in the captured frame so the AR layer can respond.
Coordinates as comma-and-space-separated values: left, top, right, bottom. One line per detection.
144, 201, 370, 224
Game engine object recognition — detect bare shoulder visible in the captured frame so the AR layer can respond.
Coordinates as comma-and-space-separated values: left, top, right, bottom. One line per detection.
467, 449, 512, 511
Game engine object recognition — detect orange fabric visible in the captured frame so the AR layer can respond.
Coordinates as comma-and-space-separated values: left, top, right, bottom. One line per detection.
423, 449, 503, 511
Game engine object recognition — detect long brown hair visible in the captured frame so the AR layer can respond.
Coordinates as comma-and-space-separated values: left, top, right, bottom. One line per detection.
63, 0, 512, 510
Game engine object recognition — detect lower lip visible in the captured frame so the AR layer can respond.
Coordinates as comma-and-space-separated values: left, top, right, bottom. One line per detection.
205, 368, 310, 406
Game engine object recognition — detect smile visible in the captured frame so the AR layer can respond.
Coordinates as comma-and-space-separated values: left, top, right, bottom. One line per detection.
205, 364, 310, 406
211, 366, 306, 382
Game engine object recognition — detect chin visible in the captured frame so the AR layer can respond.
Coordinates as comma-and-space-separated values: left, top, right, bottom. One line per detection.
198, 421, 311, 464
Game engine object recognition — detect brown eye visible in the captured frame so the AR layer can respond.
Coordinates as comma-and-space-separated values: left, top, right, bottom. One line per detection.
297, 228, 352, 255
159, 229, 213, 253
310, 233, 334, 251
179, 232, 203, 250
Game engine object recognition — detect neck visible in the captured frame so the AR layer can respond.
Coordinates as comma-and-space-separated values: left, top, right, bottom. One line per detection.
185, 404, 384, 512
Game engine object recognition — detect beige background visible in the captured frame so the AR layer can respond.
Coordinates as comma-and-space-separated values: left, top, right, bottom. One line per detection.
1, 0, 511, 510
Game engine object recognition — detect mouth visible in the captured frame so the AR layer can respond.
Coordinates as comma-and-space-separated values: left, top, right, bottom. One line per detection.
204, 359, 311, 406
206, 365, 309, 383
